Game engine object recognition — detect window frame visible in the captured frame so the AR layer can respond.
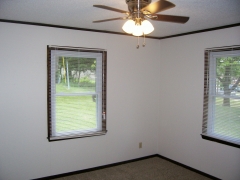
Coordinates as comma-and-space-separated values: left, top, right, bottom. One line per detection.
47, 46, 107, 141
202, 45, 240, 148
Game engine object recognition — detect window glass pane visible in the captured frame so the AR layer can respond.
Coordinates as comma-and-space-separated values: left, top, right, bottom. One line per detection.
55, 57, 96, 93
215, 56, 240, 98
56, 96, 97, 134
202, 47, 240, 147
211, 54, 240, 144
214, 97, 240, 139
48, 46, 107, 141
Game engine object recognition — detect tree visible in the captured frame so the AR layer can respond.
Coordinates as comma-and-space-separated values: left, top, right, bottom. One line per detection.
58, 57, 96, 87
216, 56, 240, 106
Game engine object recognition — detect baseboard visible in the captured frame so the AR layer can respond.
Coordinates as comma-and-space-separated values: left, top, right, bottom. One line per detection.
32, 154, 158, 180
32, 154, 220, 180
156, 154, 221, 180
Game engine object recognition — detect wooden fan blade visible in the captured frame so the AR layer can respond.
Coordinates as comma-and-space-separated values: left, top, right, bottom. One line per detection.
151, 14, 189, 24
93, 17, 126, 23
142, 0, 175, 14
93, 5, 129, 15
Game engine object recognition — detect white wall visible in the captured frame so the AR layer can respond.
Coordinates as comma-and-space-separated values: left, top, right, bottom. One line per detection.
158, 26, 240, 180
1, 21, 239, 180
0, 22, 160, 180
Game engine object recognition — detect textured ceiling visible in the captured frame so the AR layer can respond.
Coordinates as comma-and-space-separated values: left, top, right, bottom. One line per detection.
0, 0, 240, 38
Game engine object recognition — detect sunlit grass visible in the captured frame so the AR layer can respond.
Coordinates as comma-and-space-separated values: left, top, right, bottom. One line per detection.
56, 83, 95, 93
55, 83, 97, 133
214, 97, 240, 139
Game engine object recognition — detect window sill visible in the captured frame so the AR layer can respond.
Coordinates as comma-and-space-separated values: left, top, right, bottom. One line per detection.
201, 134, 240, 148
48, 130, 107, 142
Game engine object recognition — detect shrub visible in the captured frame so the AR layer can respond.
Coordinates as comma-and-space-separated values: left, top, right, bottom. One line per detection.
79, 77, 95, 87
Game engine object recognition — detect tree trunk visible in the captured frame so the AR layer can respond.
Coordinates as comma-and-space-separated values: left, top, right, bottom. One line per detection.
223, 97, 230, 106
78, 60, 81, 85
223, 84, 231, 106
222, 65, 231, 106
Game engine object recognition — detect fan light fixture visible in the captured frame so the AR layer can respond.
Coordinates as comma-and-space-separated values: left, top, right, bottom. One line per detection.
93, 0, 190, 48
122, 19, 154, 36
122, 19, 154, 48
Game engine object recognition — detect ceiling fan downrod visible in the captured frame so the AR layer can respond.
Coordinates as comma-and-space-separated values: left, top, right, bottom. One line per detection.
135, 0, 146, 49
125, 0, 151, 13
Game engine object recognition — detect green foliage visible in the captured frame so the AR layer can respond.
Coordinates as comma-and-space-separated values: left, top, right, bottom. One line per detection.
79, 77, 95, 87
58, 57, 96, 72
216, 56, 240, 78
216, 56, 240, 106
57, 56, 96, 84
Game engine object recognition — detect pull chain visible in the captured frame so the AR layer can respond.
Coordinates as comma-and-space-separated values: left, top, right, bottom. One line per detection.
143, 34, 146, 47
136, 35, 147, 49
136, 36, 139, 49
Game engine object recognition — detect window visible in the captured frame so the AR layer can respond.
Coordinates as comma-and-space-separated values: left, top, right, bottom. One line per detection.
47, 46, 107, 141
202, 45, 240, 148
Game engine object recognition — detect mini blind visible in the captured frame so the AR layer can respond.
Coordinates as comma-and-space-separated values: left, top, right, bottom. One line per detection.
47, 46, 107, 141
202, 45, 240, 148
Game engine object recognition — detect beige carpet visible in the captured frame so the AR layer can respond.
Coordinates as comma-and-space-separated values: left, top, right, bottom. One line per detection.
52, 157, 214, 180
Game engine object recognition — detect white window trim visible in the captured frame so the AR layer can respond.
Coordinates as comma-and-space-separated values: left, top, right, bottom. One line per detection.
202, 46, 240, 148
47, 46, 107, 141
208, 51, 240, 144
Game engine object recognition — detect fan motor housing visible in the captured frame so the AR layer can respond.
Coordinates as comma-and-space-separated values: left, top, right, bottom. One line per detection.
126, 0, 151, 13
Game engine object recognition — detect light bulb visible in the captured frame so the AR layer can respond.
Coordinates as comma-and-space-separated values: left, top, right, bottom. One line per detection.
122, 20, 135, 34
142, 20, 154, 35
132, 24, 143, 36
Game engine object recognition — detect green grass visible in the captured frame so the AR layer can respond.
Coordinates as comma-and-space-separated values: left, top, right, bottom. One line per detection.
54, 84, 240, 140
214, 97, 240, 139
55, 83, 97, 133
56, 83, 95, 93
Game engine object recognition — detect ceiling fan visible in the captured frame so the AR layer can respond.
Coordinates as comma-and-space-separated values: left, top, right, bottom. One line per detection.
93, 0, 189, 48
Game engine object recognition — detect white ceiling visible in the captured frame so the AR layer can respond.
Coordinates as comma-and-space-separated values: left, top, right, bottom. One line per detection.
0, 0, 240, 38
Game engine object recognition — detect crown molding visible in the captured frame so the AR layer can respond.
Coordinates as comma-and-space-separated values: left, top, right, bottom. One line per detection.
0, 19, 239, 40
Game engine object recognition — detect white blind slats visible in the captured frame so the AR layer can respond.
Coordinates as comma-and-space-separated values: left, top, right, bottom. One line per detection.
47, 46, 107, 141
202, 46, 240, 147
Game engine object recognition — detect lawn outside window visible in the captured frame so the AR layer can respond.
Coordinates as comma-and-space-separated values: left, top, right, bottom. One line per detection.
47, 46, 107, 141
202, 45, 240, 148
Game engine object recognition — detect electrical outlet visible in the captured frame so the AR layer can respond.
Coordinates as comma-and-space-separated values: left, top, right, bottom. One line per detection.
139, 142, 142, 148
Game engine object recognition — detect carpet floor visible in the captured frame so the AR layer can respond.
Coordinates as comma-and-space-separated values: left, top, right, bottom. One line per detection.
52, 157, 213, 180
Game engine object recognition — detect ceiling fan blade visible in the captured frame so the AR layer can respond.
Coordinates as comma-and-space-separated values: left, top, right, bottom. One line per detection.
93, 17, 126, 23
142, 0, 175, 14
93, 5, 129, 15
150, 14, 189, 24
